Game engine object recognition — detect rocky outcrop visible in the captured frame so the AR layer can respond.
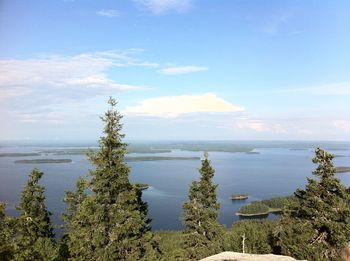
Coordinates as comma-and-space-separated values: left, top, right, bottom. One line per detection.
200, 252, 306, 261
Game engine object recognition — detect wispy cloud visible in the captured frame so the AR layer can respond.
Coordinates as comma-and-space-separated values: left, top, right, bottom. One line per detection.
276, 82, 350, 96
0, 50, 148, 99
261, 13, 291, 35
0, 50, 158, 124
236, 118, 287, 133
133, 0, 192, 15
124, 93, 244, 118
334, 120, 350, 132
97, 9, 120, 17
159, 65, 208, 75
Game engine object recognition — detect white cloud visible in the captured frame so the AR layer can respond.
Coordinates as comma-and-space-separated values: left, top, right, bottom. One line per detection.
236, 119, 286, 133
159, 66, 208, 75
133, 0, 192, 15
0, 50, 157, 101
0, 50, 158, 124
124, 93, 244, 118
334, 120, 350, 132
97, 9, 120, 17
17, 112, 67, 124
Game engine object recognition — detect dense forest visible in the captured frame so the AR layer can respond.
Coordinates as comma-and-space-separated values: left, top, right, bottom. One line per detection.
1, 98, 350, 261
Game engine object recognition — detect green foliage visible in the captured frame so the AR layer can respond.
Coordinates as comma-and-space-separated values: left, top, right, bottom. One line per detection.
238, 196, 296, 216
64, 97, 160, 260
238, 201, 269, 215
156, 231, 184, 261
0, 202, 15, 260
224, 220, 276, 254
13, 168, 57, 261
182, 153, 224, 260
62, 177, 87, 232
276, 148, 350, 261
261, 196, 296, 209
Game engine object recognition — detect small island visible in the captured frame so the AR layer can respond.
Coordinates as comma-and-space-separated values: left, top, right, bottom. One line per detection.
231, 194, 249, 200
134, 183, 149, 190
245, 151, 260, 155
15, 159, 72, 164
335, 166, 350, 173
236, 196, 295, 217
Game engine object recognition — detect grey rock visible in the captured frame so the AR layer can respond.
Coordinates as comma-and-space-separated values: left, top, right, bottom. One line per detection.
200, 252, 306, 261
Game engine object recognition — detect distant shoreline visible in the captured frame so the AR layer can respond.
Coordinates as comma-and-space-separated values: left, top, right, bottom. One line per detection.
15, 159, 72, 164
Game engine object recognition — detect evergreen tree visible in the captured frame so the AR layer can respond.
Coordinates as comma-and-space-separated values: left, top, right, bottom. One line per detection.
224, 220, 275, 254
62, 177, 87, 233
182, 152, 224, 260
276, 148, 350, 261
66, 97, 159, 260
13, 168, 57, 261
59, 177, 88, 260
0, 202, 14, 260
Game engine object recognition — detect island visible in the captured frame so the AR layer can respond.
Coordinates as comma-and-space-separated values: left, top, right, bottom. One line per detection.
236, 196, 295, 217
134, 183, 149, 190
15, 159, 72, 164
40, 147, 172, 155
231, 194, 249, 200
335, 166, 350, 173
0, 152, 41, 157
334, 155, 349, 158
125, 156, 200, 162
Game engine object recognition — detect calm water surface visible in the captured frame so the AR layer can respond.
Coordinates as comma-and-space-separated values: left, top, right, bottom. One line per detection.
1, 144, 350, 230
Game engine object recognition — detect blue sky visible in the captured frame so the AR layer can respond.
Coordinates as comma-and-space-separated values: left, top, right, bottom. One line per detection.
0, 0, 349, 140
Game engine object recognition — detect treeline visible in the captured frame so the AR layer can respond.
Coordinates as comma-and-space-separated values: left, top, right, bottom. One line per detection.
1, 98, 350, 261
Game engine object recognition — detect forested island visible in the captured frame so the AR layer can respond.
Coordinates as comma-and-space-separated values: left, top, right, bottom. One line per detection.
134, 183, 149, 190
12, 156, 200, 164
236, 196, 295, 217
125, 156, 200, 162
14, 159, 72, 164
0, 152, 41, 157
231, 194, 249, 200
335, 166, 350, 173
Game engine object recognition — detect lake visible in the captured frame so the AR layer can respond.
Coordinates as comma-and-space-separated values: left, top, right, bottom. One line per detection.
1, 141, 350, 230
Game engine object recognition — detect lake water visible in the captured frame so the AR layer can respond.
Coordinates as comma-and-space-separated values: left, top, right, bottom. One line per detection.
1, 141, 350, 230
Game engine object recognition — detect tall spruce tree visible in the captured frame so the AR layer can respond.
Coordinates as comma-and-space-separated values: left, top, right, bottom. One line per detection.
182, 152, 224, 260
66, 97, 159, 261
13, 168, 57, 261
276, 148, 350, 261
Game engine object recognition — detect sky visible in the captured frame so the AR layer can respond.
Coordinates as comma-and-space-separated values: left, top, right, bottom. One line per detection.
0, 0, 349, 141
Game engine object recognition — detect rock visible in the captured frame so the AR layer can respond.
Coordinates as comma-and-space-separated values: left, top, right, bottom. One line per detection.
200, 252, 306, 261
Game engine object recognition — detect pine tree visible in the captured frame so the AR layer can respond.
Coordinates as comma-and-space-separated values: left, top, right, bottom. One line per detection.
0, 202, 15, 260
13, 168, 57, 261
182, 152, 224, 260
276, 148, 350, 261
66, 97, 159, 260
